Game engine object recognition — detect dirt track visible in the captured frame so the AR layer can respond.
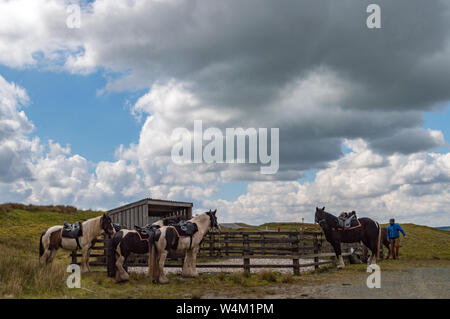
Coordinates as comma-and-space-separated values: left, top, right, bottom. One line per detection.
303, 266, 450, 299
202, 266, 450, 299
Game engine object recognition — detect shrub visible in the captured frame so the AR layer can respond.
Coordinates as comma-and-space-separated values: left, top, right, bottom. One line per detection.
258, 270, 277, 283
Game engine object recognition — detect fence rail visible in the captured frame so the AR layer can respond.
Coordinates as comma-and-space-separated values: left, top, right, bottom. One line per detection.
71, 231, 362, 274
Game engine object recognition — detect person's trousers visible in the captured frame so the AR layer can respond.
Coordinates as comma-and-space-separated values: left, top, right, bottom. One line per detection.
390, 237, 400, 259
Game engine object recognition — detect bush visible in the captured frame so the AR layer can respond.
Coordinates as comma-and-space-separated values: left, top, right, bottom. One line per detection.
258, 270, 277, 283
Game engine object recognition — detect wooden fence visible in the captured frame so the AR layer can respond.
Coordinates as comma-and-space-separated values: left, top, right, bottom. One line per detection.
71, 231, 362, 274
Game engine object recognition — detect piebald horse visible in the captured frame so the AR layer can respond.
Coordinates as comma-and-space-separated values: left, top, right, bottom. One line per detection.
148, 210, 219, 284
107, 216, 180, 282
39, 214, 115, 272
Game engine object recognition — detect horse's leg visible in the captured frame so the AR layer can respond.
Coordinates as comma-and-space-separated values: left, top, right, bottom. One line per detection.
182, 249, 193, 277
47, 249, 57, 265
332, 242, 345, 269
157, 250, 169, 284
182, 248, 199, 277
81, 246, 90, 273
365, 238, 378, 265
190, 246, 199, 277
115, 254, 129, 282
115, 244, 130, 282
40, 248, 52, 264
86, 248, 92, 272
394, 238, 400, 259
385, 242, 391, 259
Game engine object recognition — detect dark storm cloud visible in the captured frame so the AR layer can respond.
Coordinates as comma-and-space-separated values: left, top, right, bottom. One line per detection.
78, 0, 450, 177
99, 0, 450, 109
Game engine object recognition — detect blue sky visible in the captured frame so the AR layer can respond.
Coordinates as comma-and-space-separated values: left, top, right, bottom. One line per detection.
1, 0, 450, 226
0, 66, 142, 163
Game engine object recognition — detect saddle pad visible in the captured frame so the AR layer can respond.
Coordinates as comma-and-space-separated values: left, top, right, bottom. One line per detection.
62, 221, 83, 238
173, 221, 198, 237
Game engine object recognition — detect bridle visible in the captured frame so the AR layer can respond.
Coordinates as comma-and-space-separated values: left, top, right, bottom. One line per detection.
206, 211, 219, 231
102, 216, 115, 235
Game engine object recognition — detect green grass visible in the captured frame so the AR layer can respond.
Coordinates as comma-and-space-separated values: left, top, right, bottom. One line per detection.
0, 206, 449, 298
379, 223, 450, 260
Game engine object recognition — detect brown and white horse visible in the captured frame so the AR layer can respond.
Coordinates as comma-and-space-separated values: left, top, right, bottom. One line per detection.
148, 210, 219, 284
39, 214, 115, 272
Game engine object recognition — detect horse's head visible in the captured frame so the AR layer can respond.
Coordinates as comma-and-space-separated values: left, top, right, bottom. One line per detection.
206, 209, 219, 231
100, 214, 115, 236
315, 206, 339, 231
315, 206, 326, 224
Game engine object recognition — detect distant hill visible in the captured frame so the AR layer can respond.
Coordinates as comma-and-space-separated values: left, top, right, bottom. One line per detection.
437, 226, 450, 231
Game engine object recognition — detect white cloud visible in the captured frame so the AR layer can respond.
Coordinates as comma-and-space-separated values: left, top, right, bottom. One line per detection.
0, 1, 450, 227
0, 0, 80, 68
205, 140, 450, 226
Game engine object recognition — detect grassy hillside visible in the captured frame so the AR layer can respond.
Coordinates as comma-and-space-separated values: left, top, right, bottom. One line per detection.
0, 206, 449, 298
0, 205, 102, 297
382, 223, 450, 260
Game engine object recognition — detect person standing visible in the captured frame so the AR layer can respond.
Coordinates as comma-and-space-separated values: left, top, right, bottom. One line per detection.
387, 218, 406, 259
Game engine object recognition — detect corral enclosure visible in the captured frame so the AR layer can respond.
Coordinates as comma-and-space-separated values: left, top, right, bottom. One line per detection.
108, 198, 193, 228
71, 199, 362, 273
72, 231, 362, 274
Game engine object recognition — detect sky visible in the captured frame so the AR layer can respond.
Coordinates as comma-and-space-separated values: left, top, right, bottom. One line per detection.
0, 0, 450, 226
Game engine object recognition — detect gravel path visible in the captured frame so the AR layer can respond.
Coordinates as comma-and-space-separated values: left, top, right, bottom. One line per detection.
312, 266, 450, 299
266, 266, 450, 299
129, 258, 319, 274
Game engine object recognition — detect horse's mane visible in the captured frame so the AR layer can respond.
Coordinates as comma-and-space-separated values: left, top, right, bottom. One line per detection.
320, 210, 339, 227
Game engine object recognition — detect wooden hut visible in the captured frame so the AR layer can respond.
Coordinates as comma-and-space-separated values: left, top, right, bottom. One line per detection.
107, 198, 193, 228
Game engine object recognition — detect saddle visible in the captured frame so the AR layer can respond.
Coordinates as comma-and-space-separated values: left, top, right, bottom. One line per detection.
338, 211, 361, 230
134, 224, 161, 240
62, 221, 83, 249
170, 221, 199, 250
173, 221, 198, 237
62, 221, 83, 238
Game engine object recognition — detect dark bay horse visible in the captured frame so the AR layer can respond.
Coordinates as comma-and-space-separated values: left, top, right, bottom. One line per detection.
314, 207, 381, 269
362, 227, 391, 262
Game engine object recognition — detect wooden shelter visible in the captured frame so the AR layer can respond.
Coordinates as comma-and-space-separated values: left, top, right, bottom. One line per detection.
107, 198, 193, 228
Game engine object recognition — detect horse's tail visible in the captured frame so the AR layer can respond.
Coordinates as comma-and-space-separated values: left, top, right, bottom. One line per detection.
376, 221, 381, 259
107, 231, 123, 277
39, 231, 45, 257
148, 230, 159, 282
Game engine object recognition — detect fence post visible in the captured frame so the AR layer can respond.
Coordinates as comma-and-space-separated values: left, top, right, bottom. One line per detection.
225, 233, 229, 257
71, 250, 77, 264
243, 234, 250, 273
313, 234, 319, 270
103, 235, 109, 267
291, 233, 300, 275
209, 232, 214, 257
261, 233, 265, 256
